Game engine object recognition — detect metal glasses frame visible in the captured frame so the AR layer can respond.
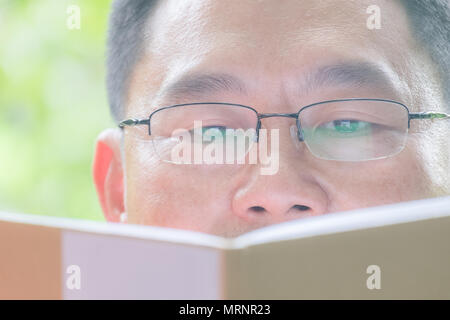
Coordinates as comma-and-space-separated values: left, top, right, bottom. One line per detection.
118, 98, 450, 142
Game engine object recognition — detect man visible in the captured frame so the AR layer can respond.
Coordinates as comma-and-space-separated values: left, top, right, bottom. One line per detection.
93, 0, 449, 237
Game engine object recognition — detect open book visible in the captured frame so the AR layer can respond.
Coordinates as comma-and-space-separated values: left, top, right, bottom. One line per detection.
1, 196, 449, 299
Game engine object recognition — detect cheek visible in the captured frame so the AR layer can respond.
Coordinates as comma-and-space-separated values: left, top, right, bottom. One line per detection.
318, 144, 432, 211
411, 127, 450, 195
124, 142, 238, 227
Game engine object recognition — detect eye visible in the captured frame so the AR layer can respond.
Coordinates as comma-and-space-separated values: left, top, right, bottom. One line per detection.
318, 119, 373, 137
189, 125, 230, 144
330, 119, 370, 132
189, 125, 228, 137
201, 125, 228, 136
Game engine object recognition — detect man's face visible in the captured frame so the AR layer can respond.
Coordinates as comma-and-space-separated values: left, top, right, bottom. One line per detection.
95, 0, 449, 237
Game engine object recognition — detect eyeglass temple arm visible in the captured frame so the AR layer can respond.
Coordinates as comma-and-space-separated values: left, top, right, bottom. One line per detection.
118, 118, 150, 129
409, 112, 450, 120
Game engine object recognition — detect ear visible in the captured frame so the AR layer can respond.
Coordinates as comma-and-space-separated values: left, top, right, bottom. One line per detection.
92, 128, 125, 223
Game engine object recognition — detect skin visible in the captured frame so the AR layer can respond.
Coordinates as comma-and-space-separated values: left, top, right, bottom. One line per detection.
93, 0, 450, 237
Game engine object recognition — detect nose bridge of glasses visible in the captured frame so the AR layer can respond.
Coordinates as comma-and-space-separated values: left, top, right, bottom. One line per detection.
256, 112, 303, 143
258, 113, 298, 119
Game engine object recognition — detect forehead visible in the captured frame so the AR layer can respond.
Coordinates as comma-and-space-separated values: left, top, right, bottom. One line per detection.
146, 0, 411, 60
128, 0, 416, 113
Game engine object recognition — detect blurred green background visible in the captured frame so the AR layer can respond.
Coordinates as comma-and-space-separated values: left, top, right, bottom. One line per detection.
0, 0, 113, 220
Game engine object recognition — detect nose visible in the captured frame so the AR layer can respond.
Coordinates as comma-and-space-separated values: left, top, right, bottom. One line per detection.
231, 123, 329, 224
232, 175, 328, 224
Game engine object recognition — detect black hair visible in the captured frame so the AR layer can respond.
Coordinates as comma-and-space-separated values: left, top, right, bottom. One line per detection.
106, 0, 449, 122
106, 0, 157, 123
400, 0, 449, 107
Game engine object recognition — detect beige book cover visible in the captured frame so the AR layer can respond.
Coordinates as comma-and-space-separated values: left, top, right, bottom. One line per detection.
1, 196, 449, 299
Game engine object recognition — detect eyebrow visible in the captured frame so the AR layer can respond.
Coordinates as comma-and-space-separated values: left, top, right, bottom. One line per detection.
160, 62, 396, 102
305, 62, 396, 94
161, 73, 247, 101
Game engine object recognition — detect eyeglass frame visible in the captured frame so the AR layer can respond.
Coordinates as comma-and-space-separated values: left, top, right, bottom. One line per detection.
118, 98, 449, 144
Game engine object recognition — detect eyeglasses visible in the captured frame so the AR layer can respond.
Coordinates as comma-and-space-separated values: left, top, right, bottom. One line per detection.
118, 98, 449, 162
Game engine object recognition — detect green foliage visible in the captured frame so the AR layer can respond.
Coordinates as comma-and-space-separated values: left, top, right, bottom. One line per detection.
0, 0, 113, 220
